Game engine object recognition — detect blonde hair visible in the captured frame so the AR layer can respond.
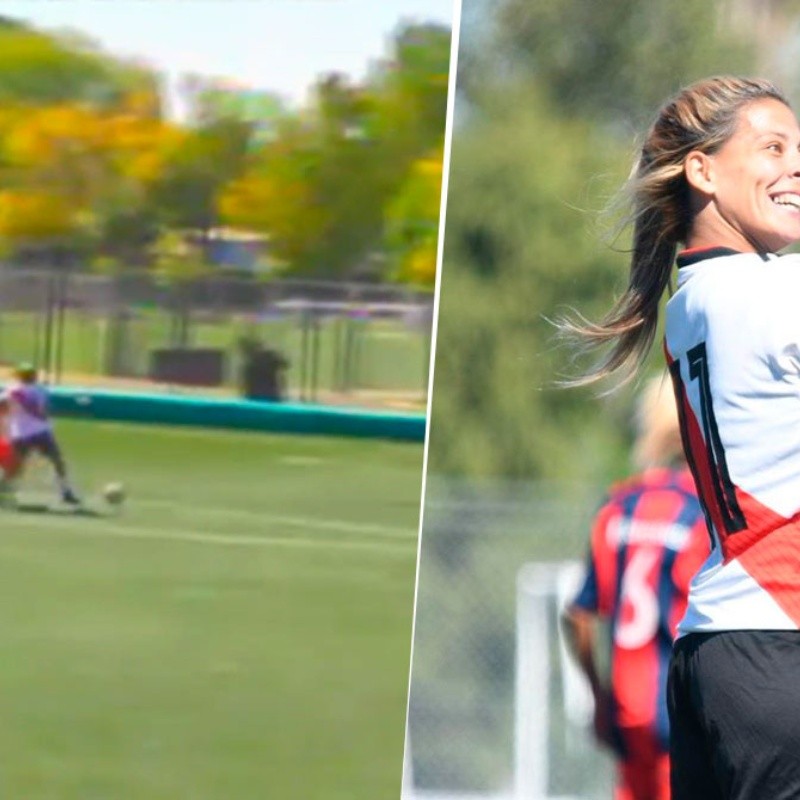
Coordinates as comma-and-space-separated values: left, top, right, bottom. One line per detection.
632, 374, 684, 470
562, 76, 788, 388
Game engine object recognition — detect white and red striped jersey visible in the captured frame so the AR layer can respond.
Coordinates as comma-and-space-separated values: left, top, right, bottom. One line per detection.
2, 381, 51, 441
665, 246, 800, 635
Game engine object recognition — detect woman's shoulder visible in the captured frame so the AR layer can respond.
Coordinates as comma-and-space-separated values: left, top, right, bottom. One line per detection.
680, 250, 800, 291
767, 251, 800, 271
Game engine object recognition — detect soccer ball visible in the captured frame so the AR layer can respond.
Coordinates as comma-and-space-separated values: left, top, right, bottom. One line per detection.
103, 481, 126, 506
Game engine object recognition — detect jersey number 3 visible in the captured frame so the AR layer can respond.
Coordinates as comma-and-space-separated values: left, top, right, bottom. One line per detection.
670, 343, 745, 536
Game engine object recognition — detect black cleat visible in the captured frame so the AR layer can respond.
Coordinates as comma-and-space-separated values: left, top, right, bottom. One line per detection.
61, 490, 81, 506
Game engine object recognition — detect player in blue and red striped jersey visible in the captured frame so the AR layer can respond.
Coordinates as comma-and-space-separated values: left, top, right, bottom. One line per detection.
563, 377, 709, 800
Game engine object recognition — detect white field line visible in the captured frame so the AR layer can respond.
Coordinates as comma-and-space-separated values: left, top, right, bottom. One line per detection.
135, 497, 416, 540
5, 513, 417, 556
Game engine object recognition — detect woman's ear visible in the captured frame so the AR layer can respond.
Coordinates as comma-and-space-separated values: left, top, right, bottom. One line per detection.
684, 150, 715, 196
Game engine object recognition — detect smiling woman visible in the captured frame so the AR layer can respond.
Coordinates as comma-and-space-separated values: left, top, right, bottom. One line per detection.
562, 75, 800, 800
684, 97, 800, 252
560, 76, 794, 388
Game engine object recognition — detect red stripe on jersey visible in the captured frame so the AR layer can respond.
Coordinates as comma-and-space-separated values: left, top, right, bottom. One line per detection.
671, 364, 791, 563
668, 362, 730, 545
722, 486, 790, 562
666, 342, 800, 622
635, 489, 681, 525
590, 502, 620, 617
737, 519, 800, 625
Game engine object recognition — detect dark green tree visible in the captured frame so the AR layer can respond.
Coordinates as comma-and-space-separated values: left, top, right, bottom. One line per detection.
428, 84, 638, 482
473, 0, 755, 124
219, 22, 452, 279
0, 16, 158, 110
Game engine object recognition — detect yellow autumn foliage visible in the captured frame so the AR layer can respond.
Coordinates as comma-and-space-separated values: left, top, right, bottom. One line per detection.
219, 172, 329, 265
405, 238, 438, 285
387, 146, 444, 286
0, 190, 75, 238
0, 99, 185, 243
5, 104, 101, 167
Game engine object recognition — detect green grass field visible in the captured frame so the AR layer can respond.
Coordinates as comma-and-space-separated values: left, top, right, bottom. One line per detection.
0, 419, 423, 799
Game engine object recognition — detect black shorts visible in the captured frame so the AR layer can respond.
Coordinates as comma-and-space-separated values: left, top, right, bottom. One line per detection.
12, 430, 61, 460
669, 629, 800, 800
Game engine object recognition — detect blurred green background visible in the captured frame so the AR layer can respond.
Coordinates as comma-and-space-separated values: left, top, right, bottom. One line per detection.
429, 0, 800, 485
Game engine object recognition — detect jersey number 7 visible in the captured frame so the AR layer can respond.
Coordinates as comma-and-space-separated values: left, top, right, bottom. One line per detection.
669, 343, 745, 537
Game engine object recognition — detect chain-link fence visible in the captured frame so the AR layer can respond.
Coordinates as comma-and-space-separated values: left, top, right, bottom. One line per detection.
0, 266, 433, 406
405, 476, 616, 800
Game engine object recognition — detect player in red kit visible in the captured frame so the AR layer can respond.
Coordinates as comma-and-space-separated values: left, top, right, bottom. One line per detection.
563, 377, 709, 800
0, 436, 16, 476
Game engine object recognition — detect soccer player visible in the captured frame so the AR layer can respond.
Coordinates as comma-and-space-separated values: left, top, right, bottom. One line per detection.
0, 363, 80, 505
560, 77, 800, 797
563, 376, 709, 800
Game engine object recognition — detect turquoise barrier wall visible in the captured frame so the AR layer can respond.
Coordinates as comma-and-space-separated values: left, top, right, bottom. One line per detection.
43, 387, 426, 443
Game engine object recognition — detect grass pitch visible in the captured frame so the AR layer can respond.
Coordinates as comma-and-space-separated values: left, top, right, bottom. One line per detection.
0, 419, 423, 799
